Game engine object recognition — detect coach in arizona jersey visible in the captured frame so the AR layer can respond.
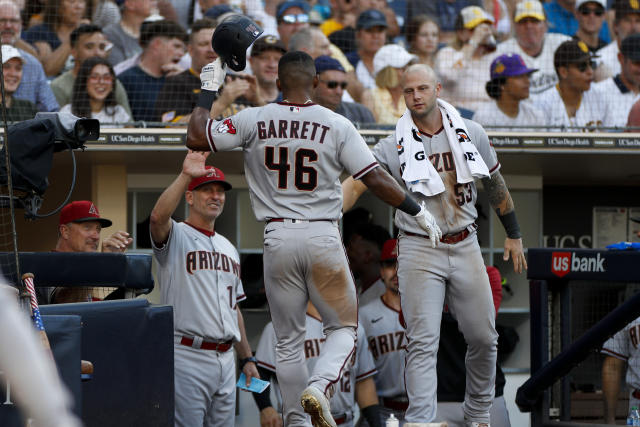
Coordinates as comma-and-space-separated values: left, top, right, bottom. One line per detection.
150, 151, 258, 427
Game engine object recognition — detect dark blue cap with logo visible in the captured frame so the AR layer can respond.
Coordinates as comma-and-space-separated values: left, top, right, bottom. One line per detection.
621, 33, 640, 61
205, 4, 241, 20
276, 0, 311, 20
315, 55, 345, 73
490, 53, 538, 79
356, 9, 387, 29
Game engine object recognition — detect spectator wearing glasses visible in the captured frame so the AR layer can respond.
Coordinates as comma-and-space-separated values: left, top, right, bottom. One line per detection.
347, 9, 387, 90
249, 35, 287, 104
596, 33, 640, 128
544, 0, 611, 44
51, 25, 132, 118
472, 53, 545, 131
60, 56, 131, 124
496, 0, 570, 96
406, 14, 440, 69
0, 45, 38, 121
598, 0, 640, 79
312, 55, 375, 123
276, 0, 310, 48
0, 0, 58, 112
435, 6, 497, 114
362, 44, 417, 124
573, 0, 608, 53
534, 40, 609, 130
22, 0, 88, 77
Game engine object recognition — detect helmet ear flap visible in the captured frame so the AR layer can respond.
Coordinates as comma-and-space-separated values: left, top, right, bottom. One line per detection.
211, 15, 264, 72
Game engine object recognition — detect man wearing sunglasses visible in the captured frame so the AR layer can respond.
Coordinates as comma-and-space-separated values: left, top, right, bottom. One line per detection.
276, 0, 310, 48
312, 55, 375, 124
573, 0, 608, 52
534, 39, 609, 130
544, 0, 611, 43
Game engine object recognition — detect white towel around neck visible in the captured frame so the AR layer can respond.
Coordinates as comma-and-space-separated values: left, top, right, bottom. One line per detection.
396, 99, 490, 197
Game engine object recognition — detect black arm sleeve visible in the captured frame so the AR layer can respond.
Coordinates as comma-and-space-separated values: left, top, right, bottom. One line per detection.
251, 366, 275, 411
361, 404, 383, 427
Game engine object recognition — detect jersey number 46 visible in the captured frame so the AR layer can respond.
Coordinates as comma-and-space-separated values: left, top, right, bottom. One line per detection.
265, 146, 318, 191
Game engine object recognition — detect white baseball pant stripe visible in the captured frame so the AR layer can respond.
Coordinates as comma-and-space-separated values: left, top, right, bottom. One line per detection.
398, 232, 498, 424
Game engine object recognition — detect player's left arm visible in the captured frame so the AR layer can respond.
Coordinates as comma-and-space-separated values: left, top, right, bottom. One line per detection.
355, 377, 383, 427
481, 171, 527, 273
235, 309, 260, 386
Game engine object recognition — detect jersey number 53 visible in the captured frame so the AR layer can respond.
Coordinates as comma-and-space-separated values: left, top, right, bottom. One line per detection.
265, 146, 318, 191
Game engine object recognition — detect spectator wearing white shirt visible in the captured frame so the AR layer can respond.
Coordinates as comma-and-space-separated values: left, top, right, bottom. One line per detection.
598, 0, 640, 79
496, 0, 570, 96
434, 5, 498, 115
596, 33, 640, 128
534, 39, 609, 130
473, 53, 545, 131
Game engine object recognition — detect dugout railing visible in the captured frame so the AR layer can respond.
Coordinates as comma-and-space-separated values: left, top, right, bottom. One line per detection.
517, 248, 640, 427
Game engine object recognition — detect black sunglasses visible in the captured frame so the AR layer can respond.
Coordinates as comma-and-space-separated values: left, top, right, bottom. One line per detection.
574, 60, 597, 72
579, 7, 605, 16
320, 79, 348, 89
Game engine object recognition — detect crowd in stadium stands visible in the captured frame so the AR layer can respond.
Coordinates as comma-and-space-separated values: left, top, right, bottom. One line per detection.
3, 0, 640, 130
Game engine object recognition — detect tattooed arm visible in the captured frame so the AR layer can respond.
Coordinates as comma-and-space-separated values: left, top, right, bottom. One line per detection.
481, 172, 528, 273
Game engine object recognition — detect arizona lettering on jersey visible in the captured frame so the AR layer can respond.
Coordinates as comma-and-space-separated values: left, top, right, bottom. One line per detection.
360, 296, 408, 398
152, 220, 245, 342
185, 250, 241, 276
256, 317, 376, 417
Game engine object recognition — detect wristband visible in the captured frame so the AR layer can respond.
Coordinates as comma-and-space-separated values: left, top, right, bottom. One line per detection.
361, 404, 383, 427
396, 194, 421, 216
497, 210, 522, 239
239, 356, 257, 371
196, 89, 217, 110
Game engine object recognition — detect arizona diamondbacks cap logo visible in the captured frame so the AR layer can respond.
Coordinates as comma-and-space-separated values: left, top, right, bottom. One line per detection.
89, 204, 98, 214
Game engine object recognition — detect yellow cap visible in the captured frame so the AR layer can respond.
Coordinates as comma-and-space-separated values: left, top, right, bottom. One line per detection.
514, 0, 546, 22
460, 6, 494, 29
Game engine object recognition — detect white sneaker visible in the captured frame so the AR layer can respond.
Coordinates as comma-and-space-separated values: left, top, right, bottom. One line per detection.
300, 386, 336, 427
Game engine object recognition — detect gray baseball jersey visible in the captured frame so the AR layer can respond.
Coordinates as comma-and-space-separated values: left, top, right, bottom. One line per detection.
359, 296, 407, 398
358, 278, 385, 308
602, 316, 640, 389
371, 119, 500, 235
256, 317, 377, 424
152, 220, 245, 341
205, 102, 379, 221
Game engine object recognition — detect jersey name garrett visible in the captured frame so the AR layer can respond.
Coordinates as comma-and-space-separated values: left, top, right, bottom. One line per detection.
257, 119, 331, 143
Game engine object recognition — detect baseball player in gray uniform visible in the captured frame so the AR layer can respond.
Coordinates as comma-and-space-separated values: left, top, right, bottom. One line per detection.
343, 64, 527, 427
253, 302, 382, 427
359, 239, 409, 425
601, 316, 640, 424
149, 151, 259, 427
186, 51, 441, 427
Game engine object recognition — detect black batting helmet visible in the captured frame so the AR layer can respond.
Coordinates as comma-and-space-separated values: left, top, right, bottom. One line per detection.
212, 14, 263, 71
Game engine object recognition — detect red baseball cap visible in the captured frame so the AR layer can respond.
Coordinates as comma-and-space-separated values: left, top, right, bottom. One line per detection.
187, 166, 232, 192
380, 239, 398, 262
59, 201, 112, 227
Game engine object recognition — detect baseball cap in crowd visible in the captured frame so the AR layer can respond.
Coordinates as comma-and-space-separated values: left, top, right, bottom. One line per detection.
315, 55, 345, 73
204, 4, 242, 20
621, 33, 640, 60
614, 0, 640, 17
554, 40, 598, 68
490, 53, 537, 79
575, 0, 606, 10
373, 44, 417, 76
188, 166, 232, 191
356, 9, 388, 30
459, 6, 494, 29
1, 45, 23, 64
514, 0, 546, 22
59, 201, 113, 227
251, 35, 287, 57
380, 239, 398, 262
276, 0, 310, 21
